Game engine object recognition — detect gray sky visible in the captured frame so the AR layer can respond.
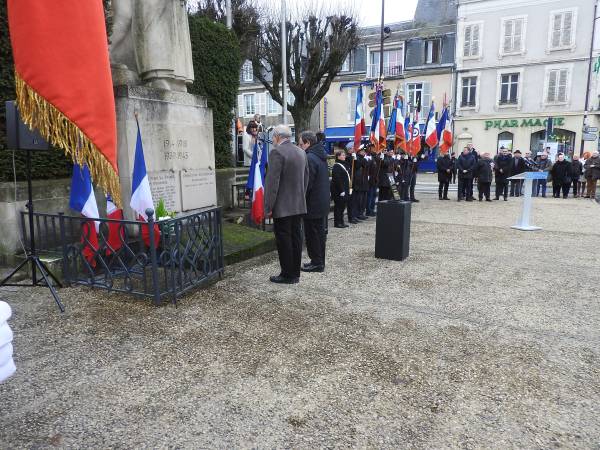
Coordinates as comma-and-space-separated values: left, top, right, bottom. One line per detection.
257, 0, 418, 27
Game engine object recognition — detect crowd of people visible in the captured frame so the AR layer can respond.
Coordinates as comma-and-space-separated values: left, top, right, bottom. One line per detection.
437, 145, 600, 201
255, 122, 599, 284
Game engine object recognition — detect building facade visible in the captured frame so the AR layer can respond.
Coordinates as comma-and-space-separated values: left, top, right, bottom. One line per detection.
454, 0, 599, 158
321, 0, 456, 172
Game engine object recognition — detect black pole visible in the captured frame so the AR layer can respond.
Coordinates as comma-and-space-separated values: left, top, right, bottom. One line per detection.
25, 148, 37, 284
379, 0, 385, 80
581, 1, 599, 155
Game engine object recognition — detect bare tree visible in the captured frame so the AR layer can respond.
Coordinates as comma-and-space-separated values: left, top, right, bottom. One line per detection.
250, 7, 359, 133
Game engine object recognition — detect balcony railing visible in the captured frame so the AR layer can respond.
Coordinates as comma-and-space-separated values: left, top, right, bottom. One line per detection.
367, 64, 403, 79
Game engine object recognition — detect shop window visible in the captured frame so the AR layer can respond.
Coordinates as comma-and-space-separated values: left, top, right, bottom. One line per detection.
530, 128, 575, 159
497, 131, 514, 152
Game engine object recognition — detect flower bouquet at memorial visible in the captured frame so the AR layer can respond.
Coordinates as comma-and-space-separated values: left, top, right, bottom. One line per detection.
155, 199, 177, 237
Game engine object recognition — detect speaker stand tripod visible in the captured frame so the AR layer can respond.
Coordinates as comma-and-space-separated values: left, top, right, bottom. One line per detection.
0, 149, 64, 312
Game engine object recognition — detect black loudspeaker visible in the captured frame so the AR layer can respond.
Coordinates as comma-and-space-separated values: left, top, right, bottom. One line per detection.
5, 101, 49, 151
375, 200, 411, 261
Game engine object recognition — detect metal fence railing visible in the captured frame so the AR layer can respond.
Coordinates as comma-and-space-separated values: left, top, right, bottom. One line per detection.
20, 207, 224, 306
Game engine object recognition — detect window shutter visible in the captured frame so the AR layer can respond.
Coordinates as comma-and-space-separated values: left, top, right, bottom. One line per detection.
503, 20, 513, 53
471, 25, 480, 57
463, 25, 472, 57
561, 11, 573, 47
547, 71, 557, 102
237, 95, 244, 117
256, 92, 266, 115
514, 19, 523, 52
558, 69, 568, 102
422, 82, 432, 119
551, 14, 562, 48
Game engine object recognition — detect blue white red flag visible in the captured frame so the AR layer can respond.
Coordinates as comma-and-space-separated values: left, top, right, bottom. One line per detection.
425, 101, 438, 149
369, 87, 386, 151
249, 141, 265, 224
437, 107, 453, 154
69, 163, 99, 265
394, 96, 406, 149
353, 86, 366, 150
106, 194, 124, 254
130, 120, 160, 248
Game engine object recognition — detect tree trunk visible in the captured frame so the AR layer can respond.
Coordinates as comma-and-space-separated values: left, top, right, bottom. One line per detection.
291, 108, 313, 136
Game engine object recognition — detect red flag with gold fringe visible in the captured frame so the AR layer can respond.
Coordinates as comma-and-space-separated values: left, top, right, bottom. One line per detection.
7, 0, 121, 206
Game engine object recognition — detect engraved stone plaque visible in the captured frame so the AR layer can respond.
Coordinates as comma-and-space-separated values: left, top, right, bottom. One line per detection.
148, 170, 181, 213
180, 168, 217, 211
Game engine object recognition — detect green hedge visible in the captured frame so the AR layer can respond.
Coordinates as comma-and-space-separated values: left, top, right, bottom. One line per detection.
0, 1, 72, 181
188, 15, 241, 169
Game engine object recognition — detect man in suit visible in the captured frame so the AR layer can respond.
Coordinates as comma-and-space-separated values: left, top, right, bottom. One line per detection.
298, 131, 330, 273
352, 146, 369, 220
456, 147, 476, 201
509, 150, 526, 197
494, 146, 513, 201
264, 125, 309, 284
436, 152, 452, 200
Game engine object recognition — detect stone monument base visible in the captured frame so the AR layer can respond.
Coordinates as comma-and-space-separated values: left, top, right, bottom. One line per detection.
114, 85, 217, 219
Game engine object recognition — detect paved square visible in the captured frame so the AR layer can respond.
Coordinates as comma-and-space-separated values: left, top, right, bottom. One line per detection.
1, 195, 599, 448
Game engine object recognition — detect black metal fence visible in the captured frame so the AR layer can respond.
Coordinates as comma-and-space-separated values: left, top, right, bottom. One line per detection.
20, 207, 224, 305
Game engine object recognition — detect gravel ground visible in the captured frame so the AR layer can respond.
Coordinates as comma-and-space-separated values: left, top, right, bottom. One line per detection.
0, 194, 599, 449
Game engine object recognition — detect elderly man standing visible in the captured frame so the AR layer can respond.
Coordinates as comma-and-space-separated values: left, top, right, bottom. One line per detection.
584, 151, 600, 199
264, 125, 309, 284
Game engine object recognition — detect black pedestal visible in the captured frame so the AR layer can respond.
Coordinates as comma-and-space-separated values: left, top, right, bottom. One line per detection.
375, 200, 411, 261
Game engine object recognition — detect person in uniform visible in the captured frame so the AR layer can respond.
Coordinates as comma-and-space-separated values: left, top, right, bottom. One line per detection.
344, 146, 358, 224
396, 152, 411, 201
331, 150, 350, 228
377, 149, 394, 201
436, 152, 452, 200
352, 146, 369, 220
365, 145, 378, 216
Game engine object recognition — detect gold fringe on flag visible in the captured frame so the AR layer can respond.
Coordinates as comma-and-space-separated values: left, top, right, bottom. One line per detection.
14, 72, 122, 208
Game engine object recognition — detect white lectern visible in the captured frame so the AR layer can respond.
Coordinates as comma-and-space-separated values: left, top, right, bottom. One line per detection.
507, 171, 548, 231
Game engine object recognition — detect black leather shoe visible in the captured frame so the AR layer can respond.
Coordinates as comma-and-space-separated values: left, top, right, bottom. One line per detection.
301, 264, 324, 273
442, 197, 450, 200
270, 275, 299, 284
410, 198, 420, 203
466, 198, 473, 202
357, 215, 368, 220
349, 219, 359, 224
366, 212, 377, 217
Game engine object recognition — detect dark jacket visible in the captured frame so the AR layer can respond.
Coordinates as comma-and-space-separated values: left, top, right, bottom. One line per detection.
584, 156, 600, 180
550, 160, 572, 184
475, 157, 493, 183
524, 157, 538, 172
456, 153, 476, 179
396, 157, 413, 184
494, 154, 513, 181
304, 143, 330, 219
571, 160, 583, 181
377, 155, 393, 188
264, 140, 309, 219
331, 160, 350, 198
450, 156, 457, 175
436, 155, 453, 183
536, 157, 552, 174
367, 155, 379, 187
511, 157, 526, 177
352, 154, 369, 192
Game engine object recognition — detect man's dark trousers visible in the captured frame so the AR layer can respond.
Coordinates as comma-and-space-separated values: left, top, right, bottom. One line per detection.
346, 192, 355, 222
496, 180, 509, 199
353, 190, 367, 217
478, 182, 491, 200
273, 215, 303, 279
510, 180, 523, 197
457, 177, 473, 199
303, 217, 326, 267
333, 196, 346, 225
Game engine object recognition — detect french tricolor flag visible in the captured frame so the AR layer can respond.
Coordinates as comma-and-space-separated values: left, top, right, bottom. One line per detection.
425, 101, 438, 149
69, 164, 99, 266
394, 96, 406, 149
249, 141, 265, 225
130, 121, 160, 248
106, 194, 124, 254
353, 86, 366, 150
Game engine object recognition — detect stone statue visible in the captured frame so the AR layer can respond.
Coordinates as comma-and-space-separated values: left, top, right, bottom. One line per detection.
110, 0, 194, 92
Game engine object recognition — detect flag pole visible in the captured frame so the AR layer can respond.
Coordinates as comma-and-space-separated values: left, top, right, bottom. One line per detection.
281, 0, 288, 125
379, 0, 385, 80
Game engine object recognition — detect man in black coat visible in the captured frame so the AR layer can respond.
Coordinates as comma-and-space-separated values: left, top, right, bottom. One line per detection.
474, 152, 493, 201
377, 150, 394, 201
365, 145, 378, 216
298, 131, 330, 272
450, 152, 458, 184
352, 146, 369, 220
436, 153, 452, 200
550, 153, 573, 198
331, 149, 350, 229
396, 152, 411, 201
509, 150, 526, 197
344, 147, 358, 224
493, 146, 513, 201
456, 147, 476, 201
